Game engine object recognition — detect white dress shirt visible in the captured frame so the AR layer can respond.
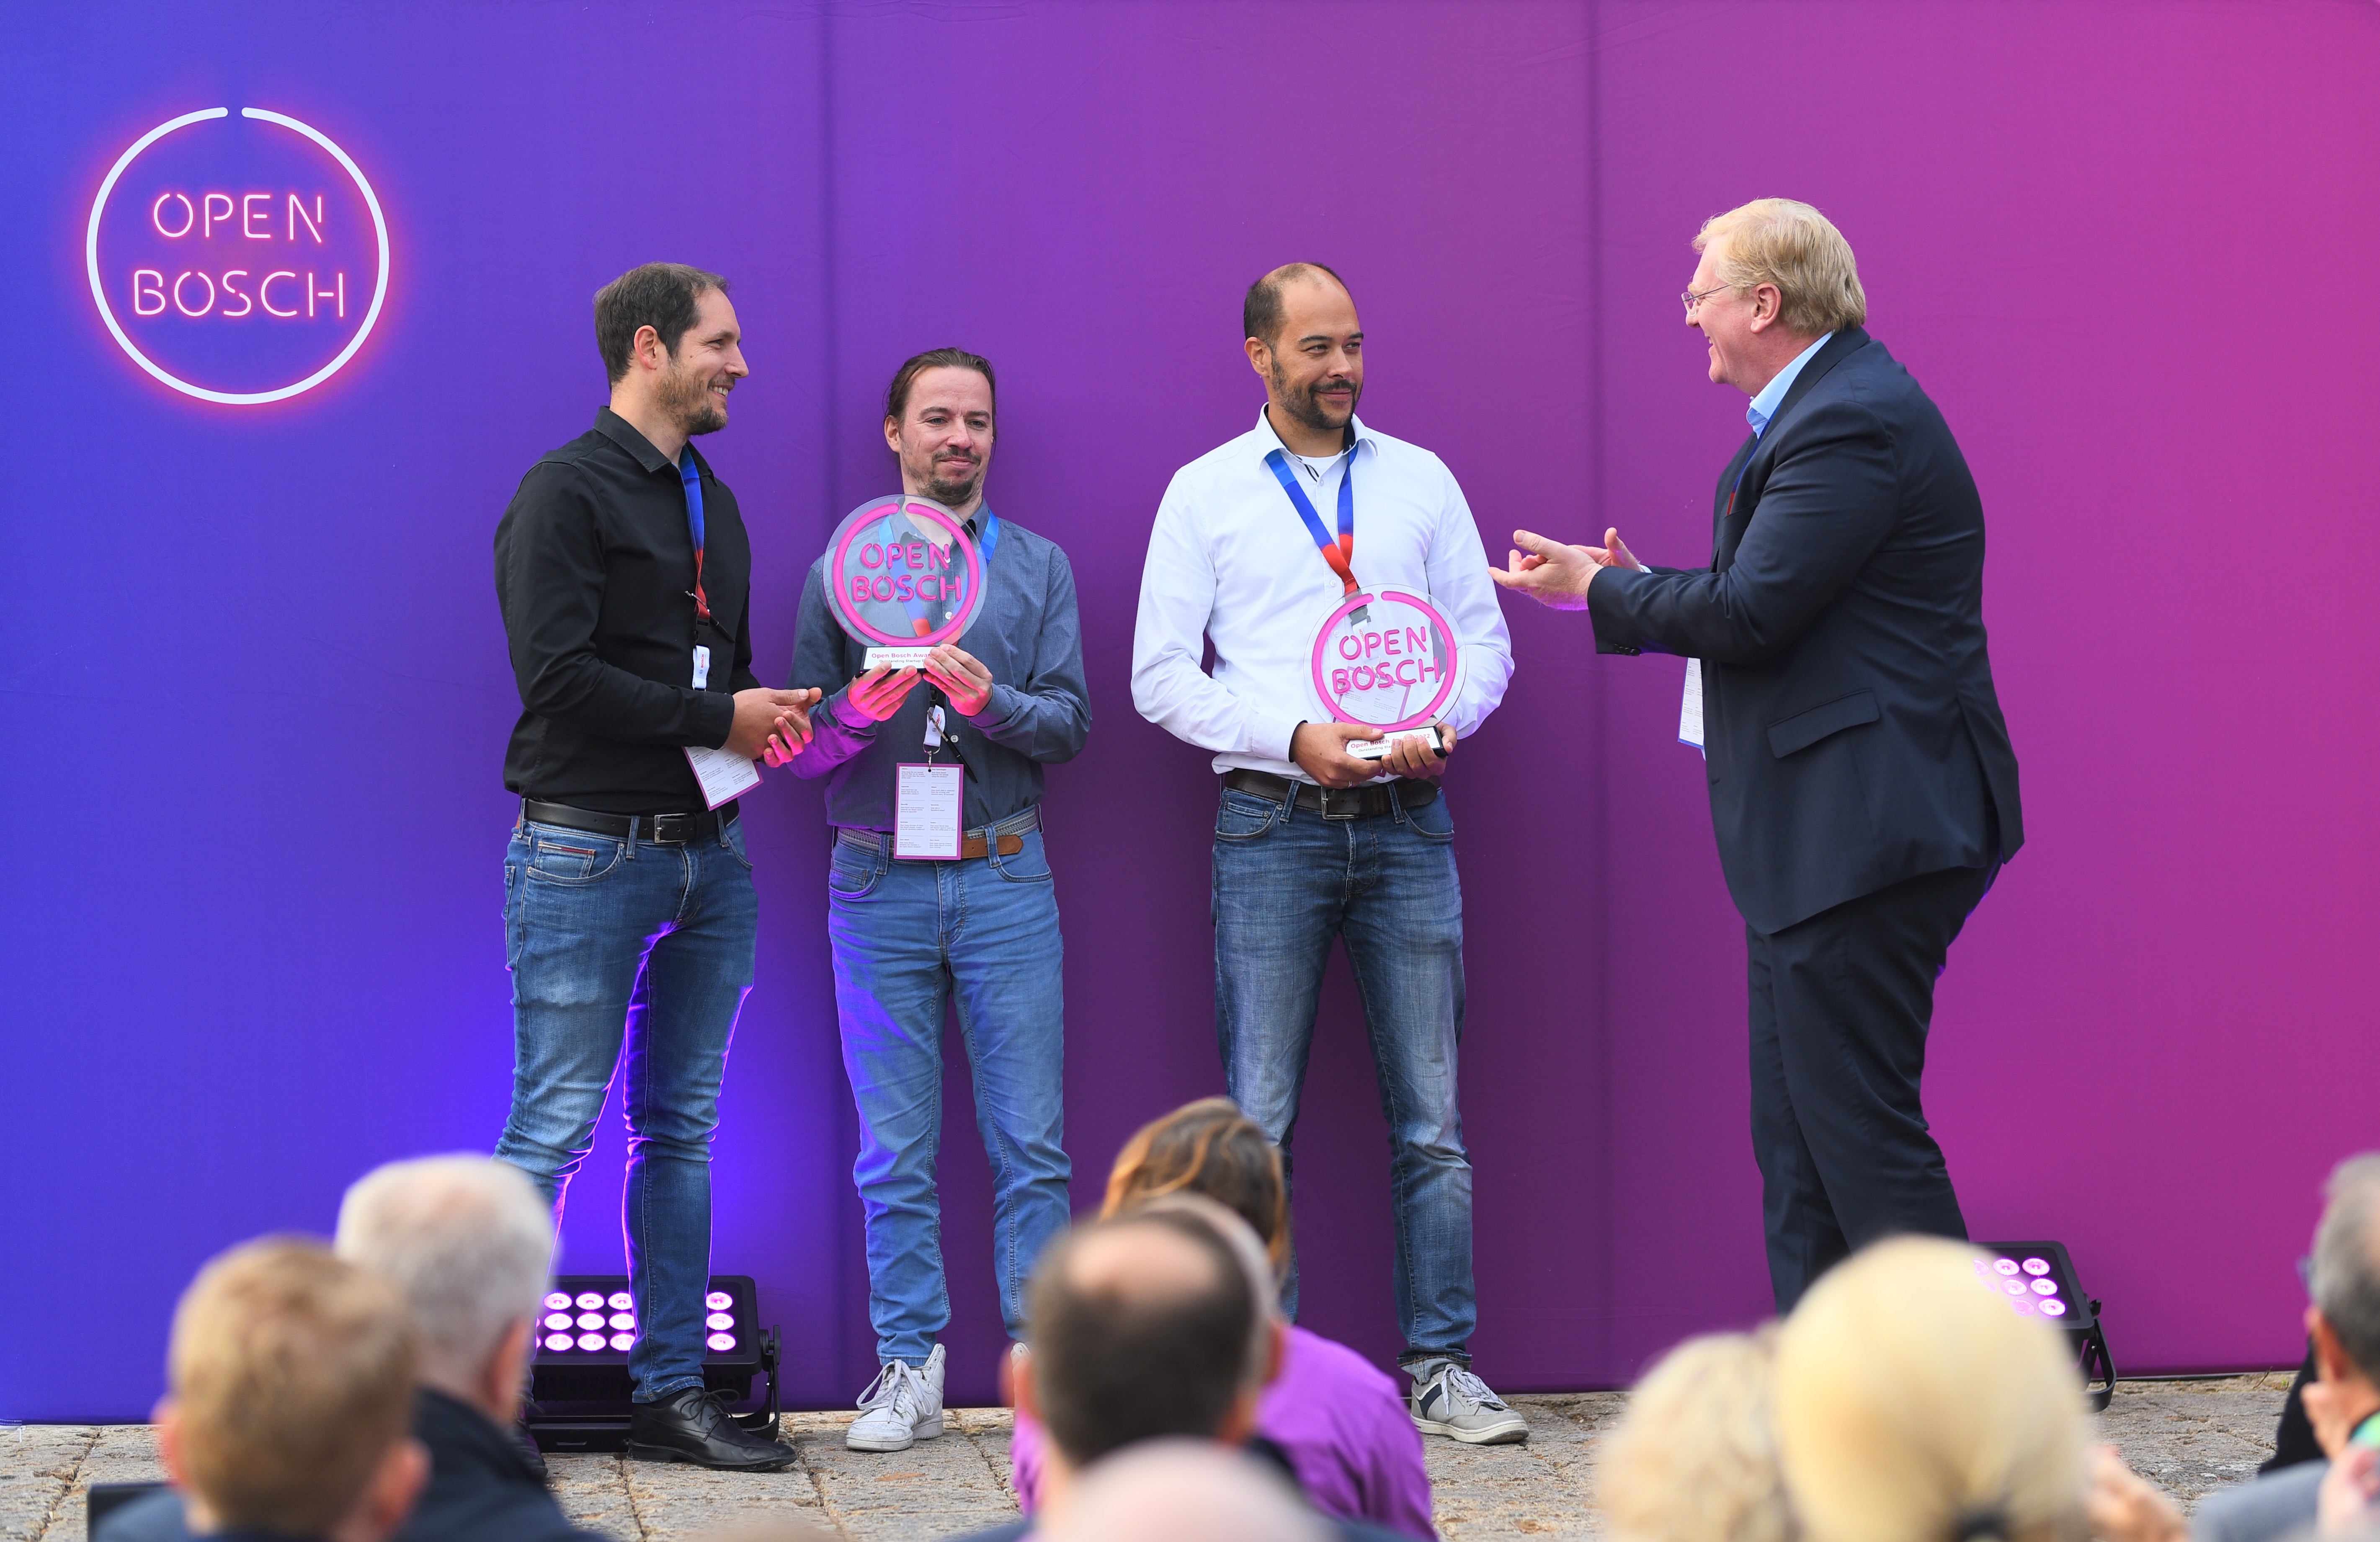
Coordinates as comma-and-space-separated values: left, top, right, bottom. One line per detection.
1132, 407, 1514, 781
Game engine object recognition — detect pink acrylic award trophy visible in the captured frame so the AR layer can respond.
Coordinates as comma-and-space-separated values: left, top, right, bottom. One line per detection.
1307, 589, 1463, 760
822, 495, 987, 669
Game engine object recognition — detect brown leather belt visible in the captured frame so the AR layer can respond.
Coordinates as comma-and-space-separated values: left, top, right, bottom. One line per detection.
835, 804, 1039, 860
521, 798, 736, 844
1221, 768, 1440, 820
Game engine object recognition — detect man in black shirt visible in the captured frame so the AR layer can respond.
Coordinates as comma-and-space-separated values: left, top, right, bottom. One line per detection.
490, 263, 814, 1470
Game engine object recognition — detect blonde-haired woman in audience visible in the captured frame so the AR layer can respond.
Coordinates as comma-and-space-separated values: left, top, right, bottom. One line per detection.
1773, 1236, 2089, 1542
1009, 1097, 1437, 1540
1598, 1330, 1792, 1542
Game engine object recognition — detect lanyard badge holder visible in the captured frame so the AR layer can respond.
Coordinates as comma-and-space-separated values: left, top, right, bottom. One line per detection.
894, 703, 962, 860
1269, 448, 1463, 762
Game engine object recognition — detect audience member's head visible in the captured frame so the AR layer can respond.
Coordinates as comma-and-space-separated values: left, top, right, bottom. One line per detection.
1772, 1237, 2086, 1542
1043, 1439, 1328, 1542
1102, 1097, 1290, 1277
156, 1238, 427, 1542
1015, 1201, 1280, 1486
1599, 1329, 1791, 1542
333, 1155, 554, 1424
2307, 1152, 2380, 1445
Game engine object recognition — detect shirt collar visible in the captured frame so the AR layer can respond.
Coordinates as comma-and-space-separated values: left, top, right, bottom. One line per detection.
1254, 405, 1372, 462
594, 406, 680, 474
1746, 332, 1833, 437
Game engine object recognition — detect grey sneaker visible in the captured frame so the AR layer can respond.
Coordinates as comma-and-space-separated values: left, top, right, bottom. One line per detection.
847, 1343, 946, 1452
1408, 1359, 1529, 1444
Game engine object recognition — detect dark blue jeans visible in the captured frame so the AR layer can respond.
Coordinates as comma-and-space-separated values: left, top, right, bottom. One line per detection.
1211, 783, 1475, 1364
494, 812, 757, 1401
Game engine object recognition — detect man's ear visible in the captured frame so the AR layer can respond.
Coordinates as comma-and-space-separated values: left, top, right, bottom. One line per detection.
883, 414, 904, 457
1244, 336, 1271, 378
154, 1397, 187, 1486
631, 323, 665, 376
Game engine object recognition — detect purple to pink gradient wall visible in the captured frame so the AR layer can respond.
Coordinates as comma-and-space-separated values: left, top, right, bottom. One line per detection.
3, 1, 2375, 1418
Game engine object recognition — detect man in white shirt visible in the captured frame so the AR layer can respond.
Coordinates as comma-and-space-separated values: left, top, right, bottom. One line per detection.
1131, 263, 1524, 1444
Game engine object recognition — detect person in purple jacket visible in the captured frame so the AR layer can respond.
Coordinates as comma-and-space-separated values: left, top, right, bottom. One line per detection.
1010, 1098, 1438, 1540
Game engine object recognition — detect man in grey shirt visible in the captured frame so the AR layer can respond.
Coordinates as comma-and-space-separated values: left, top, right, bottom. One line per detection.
777, 347, 1088, 1457
2093, 1155, 2380, 1542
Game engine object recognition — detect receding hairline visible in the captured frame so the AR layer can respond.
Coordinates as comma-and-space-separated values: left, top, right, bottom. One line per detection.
1062, 1216, 1228, 1301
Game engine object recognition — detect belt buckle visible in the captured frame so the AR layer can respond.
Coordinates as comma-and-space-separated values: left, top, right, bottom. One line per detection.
1318, 785, 1360, 820
650, 813, 694, 844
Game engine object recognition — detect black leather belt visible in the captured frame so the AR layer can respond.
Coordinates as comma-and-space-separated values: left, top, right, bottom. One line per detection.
521, 798, 736, 845
1221, 769, 1439, 820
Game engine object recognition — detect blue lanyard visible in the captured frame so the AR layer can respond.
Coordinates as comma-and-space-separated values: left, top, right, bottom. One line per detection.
1263, 449, 1358, 599
678, 451, 711, 621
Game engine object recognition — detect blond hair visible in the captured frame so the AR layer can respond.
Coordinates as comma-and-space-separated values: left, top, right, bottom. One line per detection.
1103, 1098, 1291, 1278
1772, 1238, 2087, 1542
169, 1237, 418, 1536
1695, 199, 1867, 334
1599, 1329, 1791, 1542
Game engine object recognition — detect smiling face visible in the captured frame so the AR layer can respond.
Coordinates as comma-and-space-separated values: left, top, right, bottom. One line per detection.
1251, 276, 1364, 444
885, 365, 995, 509
653, 287, 746, 437
1686, 239, 1758, 391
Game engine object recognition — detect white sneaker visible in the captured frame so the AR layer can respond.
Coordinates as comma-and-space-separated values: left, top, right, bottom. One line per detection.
847, 1343, 946, 1452
1408, 1359, 1529, 1444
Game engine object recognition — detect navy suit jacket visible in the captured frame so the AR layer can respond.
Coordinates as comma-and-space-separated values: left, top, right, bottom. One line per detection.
1588, 328, 2021, 934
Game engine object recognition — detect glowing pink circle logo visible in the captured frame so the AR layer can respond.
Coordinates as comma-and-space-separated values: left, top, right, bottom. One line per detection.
823, 496, 986, 647
1308, 590, 1461, 732
86, 107, 390, 405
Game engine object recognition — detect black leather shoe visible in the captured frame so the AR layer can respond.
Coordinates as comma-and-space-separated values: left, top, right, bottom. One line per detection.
626, 1387, 794, 1471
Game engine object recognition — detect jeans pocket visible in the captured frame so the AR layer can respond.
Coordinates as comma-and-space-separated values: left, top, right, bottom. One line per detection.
1400, 790, 1457, 844
828, 845, 881, 899
989, 829, 1053, 884
723, 818, 753, 871
523, 824, 627, 883
1214, 789, 1284, 842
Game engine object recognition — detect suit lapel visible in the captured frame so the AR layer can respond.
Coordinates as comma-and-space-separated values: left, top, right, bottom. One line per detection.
1711, 433, 1758, 564
1714, 328, 1872, 570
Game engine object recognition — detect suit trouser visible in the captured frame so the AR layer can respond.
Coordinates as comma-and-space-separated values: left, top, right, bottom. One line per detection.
1748, 859, 1997, 1312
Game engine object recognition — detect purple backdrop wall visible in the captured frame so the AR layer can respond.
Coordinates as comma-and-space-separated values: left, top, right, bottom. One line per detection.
4, 0, 2375, 1420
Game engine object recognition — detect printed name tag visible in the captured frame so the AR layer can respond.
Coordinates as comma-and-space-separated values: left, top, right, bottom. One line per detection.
692, 645, 712, 689
1679, 658, 1705, 754
895, 763, 964, 860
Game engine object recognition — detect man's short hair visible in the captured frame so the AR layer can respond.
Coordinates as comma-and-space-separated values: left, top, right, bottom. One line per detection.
335, 1156, 554, 1388
1026, 1209, 1259, 1467
884, 347, 997, 426
594, 263, 729, 385
1694, 200, 1867, 335
169, 1237, 418, 1537
1242, 263, 1350, 349
2312, 1154, 2380, 1379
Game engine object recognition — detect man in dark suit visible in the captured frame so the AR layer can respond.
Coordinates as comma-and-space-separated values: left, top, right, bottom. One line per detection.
1495, 198, 2021, 1311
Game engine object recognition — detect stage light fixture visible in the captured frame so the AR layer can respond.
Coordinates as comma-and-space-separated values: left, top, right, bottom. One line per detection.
1975, 1240, 2115, 1410
525, 1273, 779, 1452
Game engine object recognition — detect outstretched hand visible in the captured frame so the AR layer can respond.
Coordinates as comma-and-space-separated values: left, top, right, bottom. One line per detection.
1490, 527, 1642, 610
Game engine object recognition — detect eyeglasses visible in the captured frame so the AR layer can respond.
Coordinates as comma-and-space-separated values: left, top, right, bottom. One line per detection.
1681, 282, 1735, 314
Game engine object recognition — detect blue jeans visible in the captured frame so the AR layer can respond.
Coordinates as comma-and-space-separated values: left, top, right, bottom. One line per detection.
1212, 783, 1474, 1365
494, 812, 757, 1402
828, 814, 1072, 1367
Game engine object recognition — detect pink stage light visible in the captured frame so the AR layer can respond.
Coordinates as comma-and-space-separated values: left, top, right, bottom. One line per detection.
2031, 1279, 2059, 1296
609, 1333, 635, 1351
2041, 1299, 2069, 1317
544, 1332, 572, 1351
576, 1332, 605, 1351
543, 1312, 571, 1330
705, 1291, 732, 1311
544, 1292, 571, 1311
575, 1292, 603, 1310
609, 1313, 636, 1330
2023, 1258, 2052, 1276
1993, 1258, 2021, 1276
2011, 1297, 2039, 1316
705, 1312, 733, 1331
576, 1312, 603, 1329
706, 1333, 736, 1353
608, 1292, 634, 1310
2004, 1280, 2029, 1295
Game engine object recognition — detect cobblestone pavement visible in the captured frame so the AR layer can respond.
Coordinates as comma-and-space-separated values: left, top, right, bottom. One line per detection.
0, 1374, 2298, 1542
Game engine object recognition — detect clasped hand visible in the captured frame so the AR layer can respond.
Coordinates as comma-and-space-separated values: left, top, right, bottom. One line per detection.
1489, 527, 1642, 609
763, 646, 998, 766
1290, 721, 1458, 790
727, 687, 821, 762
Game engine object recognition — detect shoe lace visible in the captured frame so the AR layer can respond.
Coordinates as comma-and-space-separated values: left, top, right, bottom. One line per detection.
1442, 1366, 1510, 1411
856, 1359, 923, 1414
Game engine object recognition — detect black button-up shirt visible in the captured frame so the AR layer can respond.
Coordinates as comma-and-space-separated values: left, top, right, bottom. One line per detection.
494, 408, 760, 814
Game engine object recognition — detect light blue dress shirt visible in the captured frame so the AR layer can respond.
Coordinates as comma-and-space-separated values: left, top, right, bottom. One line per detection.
1746, 331, 1833, 437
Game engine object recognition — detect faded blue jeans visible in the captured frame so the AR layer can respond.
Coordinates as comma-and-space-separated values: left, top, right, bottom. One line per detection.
827, 813, 1072, 1368
494, 811, 756, 1402
1212, 782, 1475, 1366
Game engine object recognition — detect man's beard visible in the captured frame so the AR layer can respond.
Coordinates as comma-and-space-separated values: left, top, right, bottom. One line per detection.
920, 454, 982, 506
659, 359, 728, 437
1269, 361, 1359, 436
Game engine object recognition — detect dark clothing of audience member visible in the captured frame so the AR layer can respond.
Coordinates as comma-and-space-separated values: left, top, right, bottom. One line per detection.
98, 1390, 602, 1542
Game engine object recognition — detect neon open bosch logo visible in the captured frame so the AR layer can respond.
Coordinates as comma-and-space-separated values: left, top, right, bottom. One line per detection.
86, 108, 390, 405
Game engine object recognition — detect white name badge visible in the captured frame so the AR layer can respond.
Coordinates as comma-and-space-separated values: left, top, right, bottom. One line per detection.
1679, 658, 1705, 754
691, 644, 712, 689
863, 646, 935, 671
683, 745, 761, 809
895, 763, 964, 859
